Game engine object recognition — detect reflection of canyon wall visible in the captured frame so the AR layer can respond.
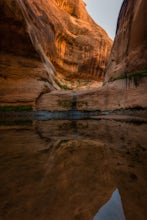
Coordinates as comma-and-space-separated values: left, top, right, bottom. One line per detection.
0, 120, 146, 220
0, 0, 112, 107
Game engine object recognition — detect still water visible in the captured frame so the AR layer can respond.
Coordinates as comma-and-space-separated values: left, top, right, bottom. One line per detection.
0, 115, 147, 220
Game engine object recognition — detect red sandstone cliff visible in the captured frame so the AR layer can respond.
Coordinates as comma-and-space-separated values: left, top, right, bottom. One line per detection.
77, 0, 147, 111
37, 0, 147, 111
105, 0, 147, 81
0, 0, 112, 107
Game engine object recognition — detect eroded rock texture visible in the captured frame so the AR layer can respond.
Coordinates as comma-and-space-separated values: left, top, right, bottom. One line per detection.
36, 0, 147, 111
101, 0, 147, 110
0, 0, 112, 106
105, 0, 147, 81
0, 0, 55, 107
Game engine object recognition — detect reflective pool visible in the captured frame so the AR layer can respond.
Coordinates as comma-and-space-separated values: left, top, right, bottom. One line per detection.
0, 116, 147, 220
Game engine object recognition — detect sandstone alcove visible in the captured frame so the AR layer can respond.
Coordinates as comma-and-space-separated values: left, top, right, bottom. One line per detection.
0, 1, 147, 220
0, 0, 112, 103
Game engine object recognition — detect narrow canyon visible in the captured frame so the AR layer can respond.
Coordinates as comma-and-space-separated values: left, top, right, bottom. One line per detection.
0, 0, 147, 112
0, 1, 147, 220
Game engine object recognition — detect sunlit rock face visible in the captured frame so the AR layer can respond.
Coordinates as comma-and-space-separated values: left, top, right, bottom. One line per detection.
0, 0, 112, 106
105, 0, 147, 81
36, 0, 147, 111
29, 0, 112, 81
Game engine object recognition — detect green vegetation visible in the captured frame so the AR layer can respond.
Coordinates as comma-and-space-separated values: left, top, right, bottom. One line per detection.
78, 101, 88, 108
59, 84, 71, 90
39, 77, 71, 90
55, 79, 71, 90
58, 100, 88, 109
108, 70, 147, 86
58, 100, 73, 109
0, 105, 33, 112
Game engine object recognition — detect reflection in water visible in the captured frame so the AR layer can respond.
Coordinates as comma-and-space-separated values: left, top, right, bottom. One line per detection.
0, 118, 147, 220
94, 189, 126, 220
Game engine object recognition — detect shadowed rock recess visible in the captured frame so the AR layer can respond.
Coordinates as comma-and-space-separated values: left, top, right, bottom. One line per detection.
0, 0, 112, 107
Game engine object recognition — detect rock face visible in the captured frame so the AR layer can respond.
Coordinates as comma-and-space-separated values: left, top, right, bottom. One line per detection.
37, 0, 147, 111
82, 0, 147, 111
0, 0, 56, 107
101, 0, 147, 110
23, 0, 112, 81
36, 79, 147, 111
79, 0, 147, 111
0, 0, 112, 107
105, 0, 147, 81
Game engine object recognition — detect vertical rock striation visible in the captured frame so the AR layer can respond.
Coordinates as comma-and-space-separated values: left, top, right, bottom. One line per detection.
75, 0, 147, 112
0, 0, 56, 107
0, 0, 112, 106
105, 0, 147, 81
49, 0, 112, 81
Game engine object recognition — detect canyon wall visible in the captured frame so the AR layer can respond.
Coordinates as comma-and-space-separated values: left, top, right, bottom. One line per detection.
105, 0, 147, 81
101, 0, 147, 110
1, 0, 146, 111
78, 0, 147, 111
0, 0, 112, 107
37, 0, 147, 111
0, 0, 56, 107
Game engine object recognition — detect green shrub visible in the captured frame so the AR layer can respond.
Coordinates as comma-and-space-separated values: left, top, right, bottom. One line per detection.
108, 70, 147, 83
58, 100, 73, 109
0, 105, 33, 112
